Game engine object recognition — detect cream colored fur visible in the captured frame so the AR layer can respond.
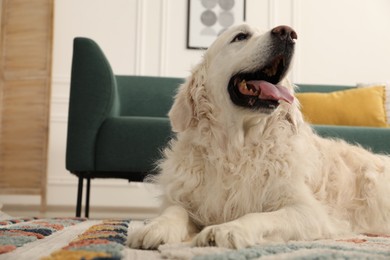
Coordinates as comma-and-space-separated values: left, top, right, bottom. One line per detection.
128, 24, 390, 249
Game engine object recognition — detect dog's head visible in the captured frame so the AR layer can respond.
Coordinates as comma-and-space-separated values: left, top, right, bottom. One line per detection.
170, 24, 298, 133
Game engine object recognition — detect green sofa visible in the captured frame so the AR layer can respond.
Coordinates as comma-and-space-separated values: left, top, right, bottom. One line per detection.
66, 37, 390, 217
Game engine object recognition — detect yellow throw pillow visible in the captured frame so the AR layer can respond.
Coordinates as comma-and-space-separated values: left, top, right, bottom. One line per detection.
295, 86, 387, 127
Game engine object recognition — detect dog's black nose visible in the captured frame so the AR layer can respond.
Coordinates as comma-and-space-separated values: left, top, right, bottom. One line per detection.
271, 25, 297, 42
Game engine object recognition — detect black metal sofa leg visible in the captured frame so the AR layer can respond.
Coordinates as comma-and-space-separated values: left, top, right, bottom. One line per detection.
85, 177, 91, 218
76, 176, 83, 217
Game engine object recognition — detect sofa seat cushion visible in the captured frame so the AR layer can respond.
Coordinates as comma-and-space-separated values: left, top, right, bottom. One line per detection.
95, 116, 172, 172
314, 125, 390, 154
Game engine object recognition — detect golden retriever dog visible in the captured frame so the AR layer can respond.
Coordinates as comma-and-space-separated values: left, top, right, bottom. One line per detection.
128, 24, 390, 249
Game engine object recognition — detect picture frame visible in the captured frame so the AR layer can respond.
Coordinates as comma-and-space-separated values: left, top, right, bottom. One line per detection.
187, 0, 246, 50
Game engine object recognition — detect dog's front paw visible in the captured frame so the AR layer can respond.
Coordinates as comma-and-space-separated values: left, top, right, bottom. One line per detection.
128, 218, 189, 249
193, 222, 255, 249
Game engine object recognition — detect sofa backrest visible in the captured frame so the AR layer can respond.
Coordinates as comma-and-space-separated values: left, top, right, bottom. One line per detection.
115, 81, 356, 118
116, 75, 184, 117
296, 84, 354, 93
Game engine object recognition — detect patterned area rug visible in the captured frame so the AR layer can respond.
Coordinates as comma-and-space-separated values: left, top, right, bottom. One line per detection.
0, 217, 86, 255
43, 219, 130, 260
0, 217, 130, 260
157, 234, 390, 260
188, 235, 390, 259
2, 217, 390, 259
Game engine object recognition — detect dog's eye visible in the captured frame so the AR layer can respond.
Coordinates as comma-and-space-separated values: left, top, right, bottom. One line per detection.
231, 33, 249, 43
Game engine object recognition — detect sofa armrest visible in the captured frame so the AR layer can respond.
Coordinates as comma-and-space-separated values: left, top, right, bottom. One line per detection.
95, 116, 172, 173
66, 37, 120, 172
313, 125, 390, 154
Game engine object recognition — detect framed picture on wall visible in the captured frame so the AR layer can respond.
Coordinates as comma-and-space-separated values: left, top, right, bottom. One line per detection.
187, 0, 246, 49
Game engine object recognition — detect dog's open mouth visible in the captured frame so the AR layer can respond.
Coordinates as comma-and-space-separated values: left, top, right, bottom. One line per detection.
228, 55, 294, 111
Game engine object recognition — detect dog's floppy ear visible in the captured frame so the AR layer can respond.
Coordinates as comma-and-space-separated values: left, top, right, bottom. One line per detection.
169, 63, 206, 132
169, 80, 194, 132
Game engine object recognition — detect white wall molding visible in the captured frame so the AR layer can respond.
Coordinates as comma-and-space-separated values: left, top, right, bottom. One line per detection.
51, 75, 70, 97
51, 75, 70, 122
267, 0, 276, 29
50, 114, 68, 123
52, 74, 70, 84
134, 0, 145, 75
159, 0, 169, 76
50, 93, 69, 123
47, 176, 152, 189
3, 203, 159, 219
51, 95, 68, 104
291, 0, 301, 84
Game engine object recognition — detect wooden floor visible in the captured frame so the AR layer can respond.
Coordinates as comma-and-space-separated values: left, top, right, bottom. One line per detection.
1, 204, 158, 220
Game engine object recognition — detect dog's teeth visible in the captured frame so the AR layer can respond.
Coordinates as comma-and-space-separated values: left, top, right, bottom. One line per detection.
242, 80, 248, 89
239, 80, 248, 90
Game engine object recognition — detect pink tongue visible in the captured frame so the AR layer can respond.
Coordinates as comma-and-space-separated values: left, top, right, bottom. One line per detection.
247, 80, 294, 104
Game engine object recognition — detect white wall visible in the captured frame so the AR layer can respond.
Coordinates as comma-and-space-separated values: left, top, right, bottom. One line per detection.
294, 0, 390, 84
1, 0, 390, 216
